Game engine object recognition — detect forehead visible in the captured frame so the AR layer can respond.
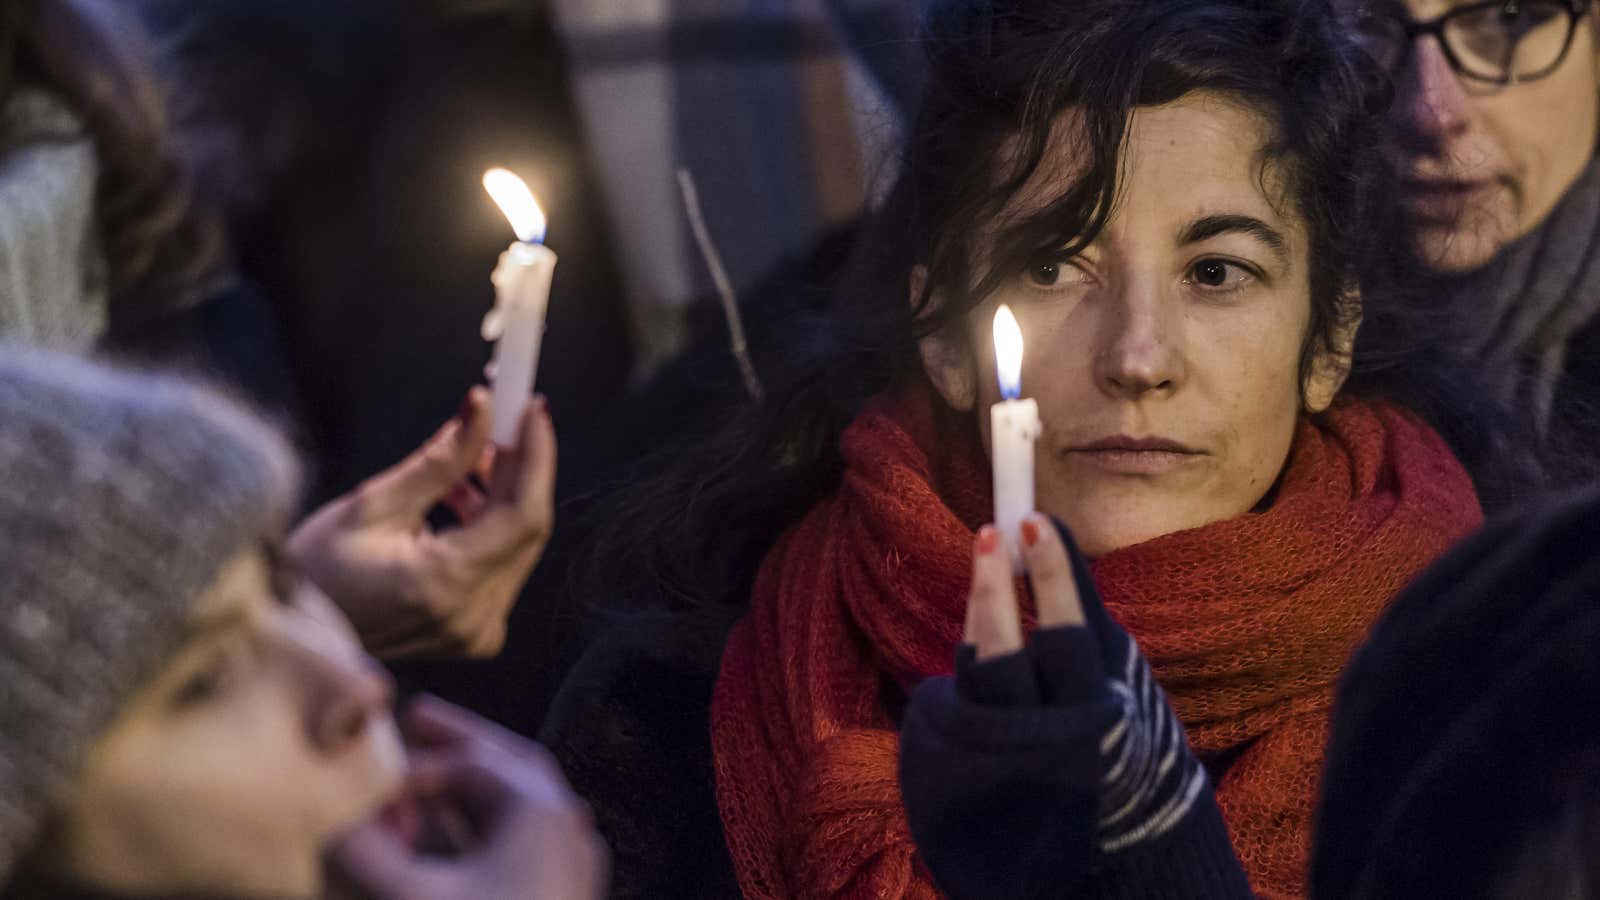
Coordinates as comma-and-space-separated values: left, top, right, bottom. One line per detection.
187, 551, 271, 633
1010, 92, 1303, 246
1121, 95, 1291, 219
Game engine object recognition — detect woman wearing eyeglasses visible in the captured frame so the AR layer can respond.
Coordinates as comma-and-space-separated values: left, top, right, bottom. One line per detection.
1344, 0, 1600, 460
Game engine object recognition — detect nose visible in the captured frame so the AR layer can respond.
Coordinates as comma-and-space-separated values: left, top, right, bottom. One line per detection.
275, 617, 396, 754
1397, 37, 1472, 145
1093, 280, 1183, 400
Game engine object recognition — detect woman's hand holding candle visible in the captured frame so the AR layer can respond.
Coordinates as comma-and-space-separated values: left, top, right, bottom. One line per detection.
288, 387, 558, 660
905, 516, 1218, 899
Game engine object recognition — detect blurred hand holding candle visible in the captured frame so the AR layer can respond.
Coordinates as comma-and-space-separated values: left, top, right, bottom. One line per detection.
482, 168, 558, 447
991, 304, 1040, 572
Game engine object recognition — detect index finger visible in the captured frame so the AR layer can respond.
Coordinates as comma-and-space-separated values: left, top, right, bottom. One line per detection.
965, 525, 1025, 660
359, 388, 493, 524
1020, 514, 1086, 629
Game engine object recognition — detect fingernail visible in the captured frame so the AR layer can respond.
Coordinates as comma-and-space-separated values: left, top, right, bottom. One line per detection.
975, 526, 999, 556
457, 393, 474, 424
1021, 518, 1040, 548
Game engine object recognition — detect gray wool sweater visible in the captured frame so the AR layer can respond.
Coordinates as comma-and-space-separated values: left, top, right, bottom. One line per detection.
0, 88, 108, 350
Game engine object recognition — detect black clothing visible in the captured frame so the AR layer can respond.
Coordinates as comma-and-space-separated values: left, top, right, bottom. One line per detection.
538, 606, 743, 900
1313, 484, 1600, 900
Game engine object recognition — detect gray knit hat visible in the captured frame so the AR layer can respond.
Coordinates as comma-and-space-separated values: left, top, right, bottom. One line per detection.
0, 345, 299, 883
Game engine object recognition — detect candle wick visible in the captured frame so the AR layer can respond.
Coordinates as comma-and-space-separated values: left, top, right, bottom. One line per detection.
677, 168, 764, 402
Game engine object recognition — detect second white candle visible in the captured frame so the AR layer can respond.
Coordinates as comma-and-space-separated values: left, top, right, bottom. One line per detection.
482, 168, 558, 447
486, 242, 557, 446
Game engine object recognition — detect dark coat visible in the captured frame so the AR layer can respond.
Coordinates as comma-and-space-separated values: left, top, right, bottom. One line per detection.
538, 606, 744, 900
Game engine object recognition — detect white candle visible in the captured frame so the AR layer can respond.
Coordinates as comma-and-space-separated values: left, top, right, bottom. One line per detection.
991, 304, 1040, 572
482, 168, 558, 447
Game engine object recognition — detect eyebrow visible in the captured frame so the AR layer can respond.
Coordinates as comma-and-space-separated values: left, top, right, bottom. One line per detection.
184, 548, 276, 638
186, 605, 251, 641
1177, 214, 1291, 266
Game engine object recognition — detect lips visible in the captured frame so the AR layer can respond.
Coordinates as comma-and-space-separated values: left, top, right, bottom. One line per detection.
1076, 435, 1201, 453
1067, 435, 1206, 475
1401, 179, 1495, 224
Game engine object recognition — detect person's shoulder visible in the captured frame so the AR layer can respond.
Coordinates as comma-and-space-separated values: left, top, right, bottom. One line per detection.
544, 603, 743, 712
538, 603, 745, 900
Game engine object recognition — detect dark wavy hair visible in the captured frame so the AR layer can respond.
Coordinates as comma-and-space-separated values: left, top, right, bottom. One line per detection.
0, 0, 225, 338
584, 0, 1504, 609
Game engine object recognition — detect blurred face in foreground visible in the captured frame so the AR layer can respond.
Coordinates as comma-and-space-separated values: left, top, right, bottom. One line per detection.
923, 92, 1352, 557
41, 549, 405, 898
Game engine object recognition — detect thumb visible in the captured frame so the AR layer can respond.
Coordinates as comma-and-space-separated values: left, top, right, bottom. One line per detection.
357, 388, 493, 523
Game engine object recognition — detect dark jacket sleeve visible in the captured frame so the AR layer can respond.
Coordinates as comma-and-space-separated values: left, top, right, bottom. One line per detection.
898, 522, 1254, 900
538, 606, 745, 900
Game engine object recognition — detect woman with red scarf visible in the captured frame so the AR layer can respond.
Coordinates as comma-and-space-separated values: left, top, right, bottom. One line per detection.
540, 0, 1505, 897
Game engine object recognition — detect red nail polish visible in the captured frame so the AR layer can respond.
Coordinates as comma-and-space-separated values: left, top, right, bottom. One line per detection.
975, 527, 999, 555
457, 393, 474, 424
1021, 519, 1040, 548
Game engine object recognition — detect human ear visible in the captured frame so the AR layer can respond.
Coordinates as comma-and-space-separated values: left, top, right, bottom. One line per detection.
911, 266, 978, 411
1304, 291, 1361, 413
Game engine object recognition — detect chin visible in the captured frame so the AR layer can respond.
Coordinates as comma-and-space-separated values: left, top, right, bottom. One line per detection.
1063, 517, 1183, 559
1048, 491, 1203, 557
1042, 478, 1252, 559
1411, 204, 1521, 274
1414, 227, 1509, 274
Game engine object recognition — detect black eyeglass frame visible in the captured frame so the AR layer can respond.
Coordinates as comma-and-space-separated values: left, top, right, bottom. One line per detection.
1360, 0, 1593, 86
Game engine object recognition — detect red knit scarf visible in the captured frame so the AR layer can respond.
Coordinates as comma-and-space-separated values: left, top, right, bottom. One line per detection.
711, 388, 1483, 899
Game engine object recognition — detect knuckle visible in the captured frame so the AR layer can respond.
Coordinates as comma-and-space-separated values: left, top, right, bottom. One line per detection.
419, 435, 459, 474
441, 615, 482, 653
467, 622, 507, 658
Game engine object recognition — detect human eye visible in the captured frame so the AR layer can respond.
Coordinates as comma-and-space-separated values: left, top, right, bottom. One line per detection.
170, 650, 236, 709
1183, 258, 1259, 295
1023, 254, 1092, 291
1504, 0, 1564, 35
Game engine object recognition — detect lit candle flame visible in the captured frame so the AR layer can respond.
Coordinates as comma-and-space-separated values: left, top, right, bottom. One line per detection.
994, 304, 1024, 400
483, 168, 547, 244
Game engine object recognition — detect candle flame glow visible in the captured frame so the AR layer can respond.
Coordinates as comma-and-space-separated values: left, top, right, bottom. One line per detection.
993, 304, 1024, 399
483, 168, 547, 244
